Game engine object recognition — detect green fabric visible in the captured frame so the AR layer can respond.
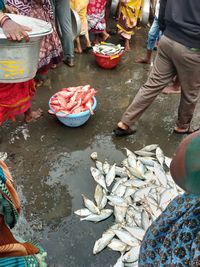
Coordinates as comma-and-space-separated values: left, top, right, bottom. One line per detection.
185, 135, 200, 194
0, 0, 5, 11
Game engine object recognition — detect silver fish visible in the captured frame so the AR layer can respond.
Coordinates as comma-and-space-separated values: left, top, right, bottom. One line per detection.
107, 238, 127, 252
74, 208, 92, 217
114, 184, 127, 197
95, 160, 103, 172
122, 246, 140, 263
103, 160, 110, 174
123, 226, 145, 241
93, 228, 115, 254
90, 167, 108, 191
94, 184, 103, 207
99, 190, 108, 209
81, 209, 113, 222
106, 163, 116, 187
134, 150, 155, 157
114, 205, 127, 224
82, 194, 100, 214
113, 229, 139, 247
141, 144, 158, 152
156, 147, 165, 166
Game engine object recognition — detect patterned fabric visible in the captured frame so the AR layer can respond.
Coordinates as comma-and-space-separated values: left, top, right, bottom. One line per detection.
0, 160, 47, 266
0, 80, 35, 124
6, 0, 63, 73
70, 0, 89, 34
117, 0, 144, 39
87, 0, 107, 33
139, 193, 200, 266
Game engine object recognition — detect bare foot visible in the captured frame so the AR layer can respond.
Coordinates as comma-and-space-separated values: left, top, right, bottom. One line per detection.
117, 121, 129, 130
102, 32, 110, 41
35, 79, 43, 88
162, 85, 181, 94
24, 108, 43, 123
135, 57, 150, 64
51, 64, 57, 69
74, 47, 82, 54
124, 39, 131, 51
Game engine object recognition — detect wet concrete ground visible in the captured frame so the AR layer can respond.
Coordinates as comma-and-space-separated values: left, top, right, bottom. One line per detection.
1, 27, 200, 267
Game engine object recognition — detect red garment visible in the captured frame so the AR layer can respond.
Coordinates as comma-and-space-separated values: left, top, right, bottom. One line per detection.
0, 80, 35, 124
87, 0, 107, 33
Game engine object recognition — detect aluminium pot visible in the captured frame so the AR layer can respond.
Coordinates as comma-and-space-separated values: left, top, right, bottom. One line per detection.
0, 14, 52, 83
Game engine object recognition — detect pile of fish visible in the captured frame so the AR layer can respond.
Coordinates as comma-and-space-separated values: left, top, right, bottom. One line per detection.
93, 43, 124, 56
74, 145, 184, 266
49, 85, 97, 116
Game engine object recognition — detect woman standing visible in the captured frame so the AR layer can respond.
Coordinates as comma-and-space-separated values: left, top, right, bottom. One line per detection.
117, 0, 144, 50
70, 0, 92, 54
87, 0, 109, 44
7, 0, 63, 87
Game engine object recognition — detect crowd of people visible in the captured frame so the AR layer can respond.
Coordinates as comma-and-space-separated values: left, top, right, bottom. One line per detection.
0, 0, 200, 266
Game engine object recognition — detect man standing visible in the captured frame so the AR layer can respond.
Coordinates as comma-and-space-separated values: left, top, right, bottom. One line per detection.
52, 0, 75, 67
114, 0, 200, 136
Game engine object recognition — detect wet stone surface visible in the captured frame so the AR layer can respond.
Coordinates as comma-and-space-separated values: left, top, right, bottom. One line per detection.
1, 28, 200, 266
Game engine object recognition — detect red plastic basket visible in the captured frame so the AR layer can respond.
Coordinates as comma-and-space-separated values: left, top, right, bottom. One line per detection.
94, 51, 124, 69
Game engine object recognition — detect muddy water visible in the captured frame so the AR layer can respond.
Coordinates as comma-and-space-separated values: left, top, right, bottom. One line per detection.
1, 28, 200, 266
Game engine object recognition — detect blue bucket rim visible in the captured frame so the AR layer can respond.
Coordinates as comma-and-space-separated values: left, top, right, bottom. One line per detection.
49, 95, 97, 118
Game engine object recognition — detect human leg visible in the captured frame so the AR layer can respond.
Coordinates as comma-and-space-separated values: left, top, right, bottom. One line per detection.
136, 17, 160, 64
162, 75, 181, 94
115, 36, 177, 135
54, 0, 74, 64
172, 43, 200, 131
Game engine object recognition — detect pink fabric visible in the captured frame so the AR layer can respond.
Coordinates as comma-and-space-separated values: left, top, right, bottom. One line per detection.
87, 0, 107, 32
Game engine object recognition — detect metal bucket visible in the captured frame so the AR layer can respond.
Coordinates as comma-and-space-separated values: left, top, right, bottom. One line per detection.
71, 9, 82, 40
142, 0, 150, 25
0, 14, 52, 83
110, 0, 119, 17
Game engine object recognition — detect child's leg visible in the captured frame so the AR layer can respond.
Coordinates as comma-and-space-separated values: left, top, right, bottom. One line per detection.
85, 31, 91, 47
75, 37, 82, 53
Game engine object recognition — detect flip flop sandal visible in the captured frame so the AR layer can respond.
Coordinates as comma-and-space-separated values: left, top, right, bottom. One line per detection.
83, 46, 93, 54
174, 126, 200, 134
113, 127, 136, 137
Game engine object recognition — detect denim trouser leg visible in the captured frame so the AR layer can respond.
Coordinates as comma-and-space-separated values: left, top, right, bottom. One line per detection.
53, 0, 74, 59
147, 17, 160, 51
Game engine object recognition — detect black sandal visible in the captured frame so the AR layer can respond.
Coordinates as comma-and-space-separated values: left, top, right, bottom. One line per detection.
113, 127, 136, 137
83, 46, 93, 54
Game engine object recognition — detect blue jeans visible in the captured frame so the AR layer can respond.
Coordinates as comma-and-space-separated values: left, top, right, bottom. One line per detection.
147, 17, 161, 51
52, 0, 74, 59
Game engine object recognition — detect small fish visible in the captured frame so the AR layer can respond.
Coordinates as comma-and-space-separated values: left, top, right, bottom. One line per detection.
134, 150, 155, 157
122, 246, 140, 263
81, 194, 100, 214
106, 195, 127, 206
93, 228, 115, 254
103, 160, 110, 175
114, 229, 139, 247
112, 177, 128, 193
81, 209, 113, 222
94, 184, 103, 207
99, 190, 108, 209
156, 147, 165, 166
90, 167, 108, 191
107, 238, 127, 252
141, 144, 158, 152
123, 226, 145, 241
95, 160, 103, 172
114, 205, 127, 224
74, 208, 92, 217
106, 163, 116, 187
